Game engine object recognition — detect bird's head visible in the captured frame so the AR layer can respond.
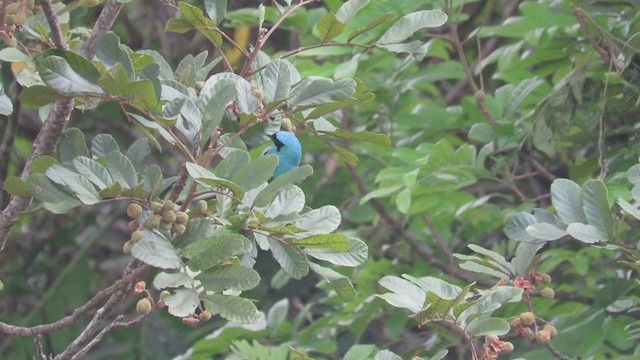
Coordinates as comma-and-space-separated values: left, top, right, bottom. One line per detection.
270, 131, 302, 157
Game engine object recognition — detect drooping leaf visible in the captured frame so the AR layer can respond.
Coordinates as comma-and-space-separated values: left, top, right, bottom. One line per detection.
376, 10, 447, 45
58, 128, 90, 167
19, 86, 66, 108
289, 77, 356, 107
253, 165, 313, 207
183, 233, 252, 271
309, 262, 356, 302
335, 0, 369, 23
104, 150, 138, 189
269, 238, 309, 279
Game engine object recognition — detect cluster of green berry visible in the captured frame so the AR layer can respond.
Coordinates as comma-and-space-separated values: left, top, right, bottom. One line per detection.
122, 200, 191, 253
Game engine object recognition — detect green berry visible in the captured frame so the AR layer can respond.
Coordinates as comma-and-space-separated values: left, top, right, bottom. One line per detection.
175, 212, 189, 224
162, 200, 174, 211
160, 221, 172, 231
502, 342, 514, 353
173, 223, 186, 235
130, 230, 144, 243
198, 310, 212, 321
127, 203, 143, 218
145, 215, 161, 229
540, 287, 555, 299
519, 312, 535, 326
543, 324, 557, 338
136, 298, 152, 315
123, 241, 134, 254
162, 210, 176, 223
151, 201, 163, 213
196, 200, 208, 214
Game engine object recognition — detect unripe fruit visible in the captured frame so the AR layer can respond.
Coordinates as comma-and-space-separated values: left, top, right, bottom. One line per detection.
160, 290, 170, 300
196, 200, 207, 214
136, 298, 152, 315
162, 210, 176, 223
509, 318, 522, 329
13, 11, 26, 26
541, 273, 552, 283
502, 342, 514, 353
5, 3, 21, 15
543, 324, 557, 338
128, 220, 139, 231
145, 215, 161, 229
173, 223, 186, 235
127, 203, 143, 218
175, 212, 189, 224
198, 310, 212, 321
519, 312, 535, 326
540, 287, 555, 299
130, 230, 144, 243
151, 201, 163, 213
123, 241, 134, 254
195, 81, 205, 93
162, 200, 174, 211
536, 330, 551, 343
252, 88, 264, 101
160, 221, 172, 231
5, 15, 15, 26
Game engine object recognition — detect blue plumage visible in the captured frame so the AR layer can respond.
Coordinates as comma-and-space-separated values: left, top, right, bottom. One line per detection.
265, 131, 302, 178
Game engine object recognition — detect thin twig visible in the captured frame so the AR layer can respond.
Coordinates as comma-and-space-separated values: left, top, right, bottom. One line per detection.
545, 342, 572, 360
80, 0, 124, 59
39, 0, 68, 49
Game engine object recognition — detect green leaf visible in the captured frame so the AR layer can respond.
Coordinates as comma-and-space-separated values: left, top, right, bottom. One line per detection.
3, 176, 33, 196
567, 223, 607, 244
336, 0, 369, 23
511, 242, 543, 275
18, 86, 66, 108
178, 2, 222, 45
104, 150, 138, 189
45, 165, 101, 205
289, 77, 356, 107
377, 275, 426, 312
293, 234, 350, 251
468, 318, 510, 336
328, 144, 359, 165
395, 188, 411, 214
165, 18, 193, 33
91, 134, 120, 159
376, 41, 430, 61
309, 262, 355, 302
59, 128, 89, 167
269, 239, 309, 279
31, 156, 60, 174
305, 237, 367, 266
262, 59, 294, 103
131, 230, 182, 269
266, 298, 289, 328
253, 165, 314, 207
185, 162, 244, 198
125, 138, 151, 172
36, 56, 103, 95
183, 233, 252, 271
72, 156, 113, 190
200, 78, 236, 146
96, 32, 134, 80
551, 178, 587, 225
617, 199, 640, 220
581, 179, 613, 240
203, 294, 260, 324
153, 271, 194, 289
214, 149, 250, 180
233, 154, 278, 191
321, 130, 391, 147
344, 345, 377, 360
525, 222, 567, 241
204, 0, 227, 24
293, 205, 341, 233
196, 264, 260, 292
130, 79, 159, 111
377, 10, 447, 45
165, 288, 200, 317
27, 174, 83, 214
375, 350, 402, 360
467, 244, 516, 275
360, 184, 402, 205
316, 13, 346, 42
348, 12, 396, 43
129, 113, 177, 146
626, 164, 640, 186
468, 123, 496, 142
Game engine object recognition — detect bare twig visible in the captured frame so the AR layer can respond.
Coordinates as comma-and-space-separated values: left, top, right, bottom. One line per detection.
80, 0, 124, 59
40, 0, 68, 49
573, 8, 613, 69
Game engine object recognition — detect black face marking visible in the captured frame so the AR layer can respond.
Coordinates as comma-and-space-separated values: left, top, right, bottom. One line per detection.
270, 133, 284, 151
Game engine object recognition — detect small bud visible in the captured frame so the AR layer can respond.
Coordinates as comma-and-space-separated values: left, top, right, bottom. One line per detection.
196, 200, 208, 214
0, 280, 4, 292
182, 316, 200, 326
175, 212, 189, 224
145, 215, 161, 229
162, 210, 176, 223
252, 88, 264, 101
173, 223, 186, 235
123, 241, 134, 254
130, 230, 144, 244
519, 312, 535, 326
543, 324, 557, 338
484, 334, 499, 345
524, 327, 535, 340
13, 10, 27, 26
134, 281, 146, 295
128, 220, 139, 231
195, 81, 205, 93
509, 318, 522, 329
160, 290, 170, 300
151, 201, 163, 213
502, 342, 514, 353
162, 200, 174, 211
127, 203, 143, 218
540, 287, 555, 299
160, 221, 172, 231
198, 310, 212, 321
541, 273, 552, 283
536, 329, 551, 343
136, 298, 152, 315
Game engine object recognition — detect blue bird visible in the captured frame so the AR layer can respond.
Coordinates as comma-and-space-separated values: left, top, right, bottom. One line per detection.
264, 131, 302, 178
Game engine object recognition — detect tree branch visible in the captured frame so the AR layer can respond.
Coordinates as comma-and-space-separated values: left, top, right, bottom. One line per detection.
40, 0, 68, 49
80, 0, 124, 59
